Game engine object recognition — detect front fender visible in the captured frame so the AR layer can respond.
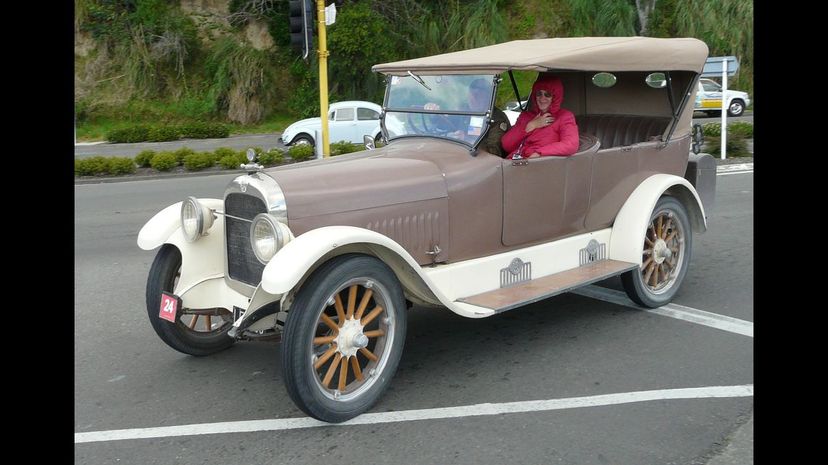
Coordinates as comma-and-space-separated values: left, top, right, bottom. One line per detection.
261, 226, 435, 299
137, 198, 249, 311
609, 174, 706, 265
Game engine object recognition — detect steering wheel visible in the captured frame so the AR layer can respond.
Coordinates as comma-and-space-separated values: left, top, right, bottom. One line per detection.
406, 106, 456, 136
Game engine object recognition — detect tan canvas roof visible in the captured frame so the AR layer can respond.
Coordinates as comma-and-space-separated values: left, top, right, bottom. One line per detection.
373, 37, 709, 75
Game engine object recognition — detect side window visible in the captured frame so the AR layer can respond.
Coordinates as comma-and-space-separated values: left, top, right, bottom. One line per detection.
335, 108, 355, 121
702, 81, 720, 92
357, 108, 380, 120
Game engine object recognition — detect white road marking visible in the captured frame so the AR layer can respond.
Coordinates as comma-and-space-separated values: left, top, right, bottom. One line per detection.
571, 285, 753, 337
717, 163, 753, 175
75, 384, 753, 444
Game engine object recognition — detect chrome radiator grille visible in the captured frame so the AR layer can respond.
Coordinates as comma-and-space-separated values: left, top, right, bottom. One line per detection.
225, 193, 267, 285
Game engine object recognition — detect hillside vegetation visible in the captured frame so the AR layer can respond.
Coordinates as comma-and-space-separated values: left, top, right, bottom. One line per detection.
75, 0, 754, 141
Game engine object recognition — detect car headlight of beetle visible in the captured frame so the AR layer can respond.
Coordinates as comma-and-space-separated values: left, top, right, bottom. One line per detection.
250, 213, 290, 263
181, 196, 215, 243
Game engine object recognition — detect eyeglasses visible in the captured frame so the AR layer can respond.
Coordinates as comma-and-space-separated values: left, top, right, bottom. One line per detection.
535, 90, 552, 98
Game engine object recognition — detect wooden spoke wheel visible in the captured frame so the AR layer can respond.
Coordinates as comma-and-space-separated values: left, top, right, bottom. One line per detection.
145, 245, 235, 356
622, 196, 693, 308
281, 254, 407, 423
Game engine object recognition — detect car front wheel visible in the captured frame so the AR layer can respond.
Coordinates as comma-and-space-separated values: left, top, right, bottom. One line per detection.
727, 99, 745, 117
621, 196, 692, 308
145, 245, 235, 356
281, 254, 407, 423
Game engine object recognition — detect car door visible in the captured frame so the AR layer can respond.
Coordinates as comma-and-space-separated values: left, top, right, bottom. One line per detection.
329, 107, 357, 143
356, 107, 381, 140
698, 80, 722, 110
501, 157, 568, 246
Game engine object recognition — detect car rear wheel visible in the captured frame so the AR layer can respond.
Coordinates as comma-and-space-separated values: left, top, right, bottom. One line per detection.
621, 196, 692, 308
145, 245, 235, 356
281, 254, 407, 423
727, 99, 745, 117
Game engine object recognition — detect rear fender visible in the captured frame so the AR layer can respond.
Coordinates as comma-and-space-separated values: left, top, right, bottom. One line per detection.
610, 174, 706, 265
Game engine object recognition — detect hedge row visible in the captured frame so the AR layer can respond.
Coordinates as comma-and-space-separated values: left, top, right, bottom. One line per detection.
77, 141, 369, 177
106, 122, 230, 143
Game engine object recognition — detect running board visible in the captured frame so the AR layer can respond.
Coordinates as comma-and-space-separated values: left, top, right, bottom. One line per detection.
456, 260, 639, 313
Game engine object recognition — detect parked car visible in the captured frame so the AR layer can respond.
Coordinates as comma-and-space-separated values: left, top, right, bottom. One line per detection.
280, 100, 384, 147
138, 37, 716, 424
503, 99, 527, 125
694, 78, 750, 117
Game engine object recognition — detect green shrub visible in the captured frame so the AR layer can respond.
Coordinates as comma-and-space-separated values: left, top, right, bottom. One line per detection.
703, 134, 751, 158
172, 147, 197, 165
212, 147, 239, 160
218, 154, 243, 169
183, 152, 217, 171
288, 144, 315, 162
702, 122, 753, 138
150, 152, 178, 171
75, 156, 111, 176
330, 140, 363, 156
728, 121, 754, 138
107, 126, 150, 143
109, 157, 137, 175
178, 122, 230, 139
134, 150, 156, 167
258, 148, 285, 166
147, 125, 181, 142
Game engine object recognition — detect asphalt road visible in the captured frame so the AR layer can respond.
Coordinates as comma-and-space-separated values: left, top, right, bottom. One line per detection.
74, 171, 753, 464
73, 112, 753, 159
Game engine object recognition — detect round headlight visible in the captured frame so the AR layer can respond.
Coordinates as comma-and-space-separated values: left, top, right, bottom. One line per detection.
250, 214, 285, 264
181, 197, 214, 243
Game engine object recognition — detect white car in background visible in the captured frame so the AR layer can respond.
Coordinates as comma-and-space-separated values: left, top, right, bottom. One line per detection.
503, 99, 528, 125
694, 78, 750, 117
281, 101, 384, 146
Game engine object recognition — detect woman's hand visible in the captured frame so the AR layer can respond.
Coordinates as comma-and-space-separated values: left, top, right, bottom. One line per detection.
525, 112, 555, 133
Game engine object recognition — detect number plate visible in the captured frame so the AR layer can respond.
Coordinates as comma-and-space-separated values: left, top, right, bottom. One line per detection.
159, 292, 181, 323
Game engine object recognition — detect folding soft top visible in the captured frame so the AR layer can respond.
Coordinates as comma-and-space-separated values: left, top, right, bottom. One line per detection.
372, 37, 709, 75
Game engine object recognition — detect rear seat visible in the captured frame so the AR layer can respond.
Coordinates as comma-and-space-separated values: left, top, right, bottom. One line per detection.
576, 115, 671, 149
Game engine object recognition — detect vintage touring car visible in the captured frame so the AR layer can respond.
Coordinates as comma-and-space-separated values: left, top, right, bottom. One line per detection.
138, 37, 716, 423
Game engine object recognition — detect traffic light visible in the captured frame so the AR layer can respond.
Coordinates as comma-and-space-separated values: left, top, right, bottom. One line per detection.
289, 0, 314, 59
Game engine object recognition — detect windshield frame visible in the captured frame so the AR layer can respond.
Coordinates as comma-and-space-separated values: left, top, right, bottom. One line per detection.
380, 74, 500, 150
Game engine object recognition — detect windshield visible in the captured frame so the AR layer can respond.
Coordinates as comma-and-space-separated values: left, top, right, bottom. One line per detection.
382, 74, 496, 147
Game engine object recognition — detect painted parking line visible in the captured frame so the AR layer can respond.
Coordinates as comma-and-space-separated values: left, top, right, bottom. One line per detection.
75, 384, 753, 444
717, 163, 753, 175
570, 285, 753, 337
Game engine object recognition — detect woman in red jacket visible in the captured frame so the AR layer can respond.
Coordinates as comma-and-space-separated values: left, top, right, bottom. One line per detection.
501, 74, 580, 159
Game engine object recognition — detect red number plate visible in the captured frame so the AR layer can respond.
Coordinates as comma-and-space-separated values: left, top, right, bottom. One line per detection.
159, 292, 180, 323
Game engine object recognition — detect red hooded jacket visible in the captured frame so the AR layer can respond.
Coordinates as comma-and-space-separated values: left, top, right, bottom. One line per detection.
501, 75, 580, 159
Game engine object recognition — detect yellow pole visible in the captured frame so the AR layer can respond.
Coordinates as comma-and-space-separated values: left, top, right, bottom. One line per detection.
316, 0, 330, 158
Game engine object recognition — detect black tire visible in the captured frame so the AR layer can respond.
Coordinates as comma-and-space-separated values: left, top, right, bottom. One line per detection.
292, 134, 314, 147
705, 110, 722, 117
281, 254, 407, 423
621, 196, 693, 308
145, 245, 235, 356
375, 133, 387, 146
727, 99, 745, 117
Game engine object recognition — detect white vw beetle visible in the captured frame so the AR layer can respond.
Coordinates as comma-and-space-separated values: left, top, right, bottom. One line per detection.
280, 100, 384, 147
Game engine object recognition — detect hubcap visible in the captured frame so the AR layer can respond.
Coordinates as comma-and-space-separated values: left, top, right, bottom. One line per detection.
641, 210, 685, 294
310, 279, 395, 401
